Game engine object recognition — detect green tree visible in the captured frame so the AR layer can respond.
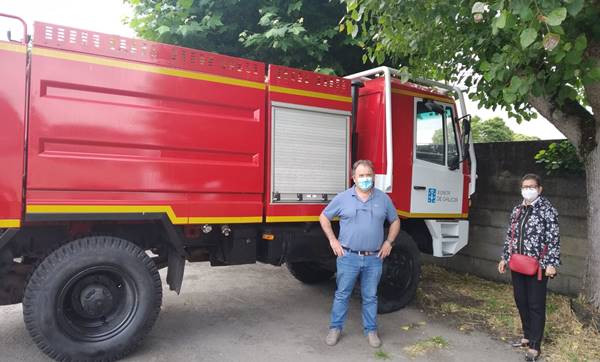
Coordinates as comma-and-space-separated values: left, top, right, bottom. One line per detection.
472, 116, 540, 142
433, 116, 540, 143
341, 0, 600, 305
124, 0, 367, 74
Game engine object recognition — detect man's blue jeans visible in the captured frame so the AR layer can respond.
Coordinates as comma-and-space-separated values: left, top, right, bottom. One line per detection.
329, 252, 383, 334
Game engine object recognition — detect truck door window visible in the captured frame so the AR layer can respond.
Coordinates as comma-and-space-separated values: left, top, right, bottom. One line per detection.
445, 107, 460, 168
416, 101, 445, 165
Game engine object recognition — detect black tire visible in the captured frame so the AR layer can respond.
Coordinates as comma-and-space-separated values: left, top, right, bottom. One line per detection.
286, 261, 334, 284
23, 236, 162, 362
377, 231, 421, 314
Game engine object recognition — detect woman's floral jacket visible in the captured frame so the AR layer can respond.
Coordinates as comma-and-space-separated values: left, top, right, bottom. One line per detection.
502, 196, 560, 268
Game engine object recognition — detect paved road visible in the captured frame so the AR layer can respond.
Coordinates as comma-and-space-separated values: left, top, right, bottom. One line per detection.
1, 263, 523, 361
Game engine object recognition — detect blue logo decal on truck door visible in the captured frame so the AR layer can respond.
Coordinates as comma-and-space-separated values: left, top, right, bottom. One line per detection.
427, 188, 437, 203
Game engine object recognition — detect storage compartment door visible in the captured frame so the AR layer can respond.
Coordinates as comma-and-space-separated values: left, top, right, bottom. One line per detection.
271, 102, 349, 203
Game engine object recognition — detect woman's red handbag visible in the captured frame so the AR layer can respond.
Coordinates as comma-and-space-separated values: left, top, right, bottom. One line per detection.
509, 254, 540, 277
508, 207, 546, 281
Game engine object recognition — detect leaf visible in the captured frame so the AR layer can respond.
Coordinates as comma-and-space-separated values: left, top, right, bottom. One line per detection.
573, 34, 587, 51
345, 20, 354, 36
351, 22, 359, 37
520, 28, 537, 48
502, 88, 516, 104
545, 7, 567, 26
496, 11, 508, 29
564, 50, 582, 65
566, 0, 584, 16
589, 66, 600, 81
157, 25, 170, 35
177, 0, 193, 10
519, 6, 534, 21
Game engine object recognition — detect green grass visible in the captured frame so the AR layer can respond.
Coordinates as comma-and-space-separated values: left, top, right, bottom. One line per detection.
374, 349, 391, 360
403, 336, 449, 357
417, 264, 600, 362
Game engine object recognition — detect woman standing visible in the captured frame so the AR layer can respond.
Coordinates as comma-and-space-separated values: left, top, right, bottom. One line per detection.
498, 173, 560, 361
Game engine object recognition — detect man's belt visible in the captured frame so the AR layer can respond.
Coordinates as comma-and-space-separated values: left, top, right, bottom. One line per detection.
342, 246, 380, 256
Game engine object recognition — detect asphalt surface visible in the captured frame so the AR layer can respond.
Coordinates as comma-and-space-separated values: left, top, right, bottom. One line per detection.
0, 262, 524, 361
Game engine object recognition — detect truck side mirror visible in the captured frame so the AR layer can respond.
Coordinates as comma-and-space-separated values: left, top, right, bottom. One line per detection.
424, 99, 445, 114
459, 115, 471, 162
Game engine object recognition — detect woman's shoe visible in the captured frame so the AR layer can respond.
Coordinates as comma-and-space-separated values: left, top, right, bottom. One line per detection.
525, 348, 540, 361
511, 338, 529, 348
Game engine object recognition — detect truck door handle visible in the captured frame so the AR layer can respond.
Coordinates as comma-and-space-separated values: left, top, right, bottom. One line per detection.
413, 186, 426, 190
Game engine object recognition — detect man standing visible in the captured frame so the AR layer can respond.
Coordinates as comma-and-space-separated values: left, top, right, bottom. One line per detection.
320, 160, 400, 348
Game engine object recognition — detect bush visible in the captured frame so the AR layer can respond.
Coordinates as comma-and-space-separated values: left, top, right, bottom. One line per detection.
534, 140, 584, 175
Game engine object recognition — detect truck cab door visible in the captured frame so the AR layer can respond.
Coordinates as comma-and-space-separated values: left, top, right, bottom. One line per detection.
410, 98, 465, 217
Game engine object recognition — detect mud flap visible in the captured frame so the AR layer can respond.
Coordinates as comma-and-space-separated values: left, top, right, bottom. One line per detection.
166, 248, 185, 294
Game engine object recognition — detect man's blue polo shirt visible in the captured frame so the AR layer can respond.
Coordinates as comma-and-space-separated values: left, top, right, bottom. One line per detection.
322, 186, 399, 252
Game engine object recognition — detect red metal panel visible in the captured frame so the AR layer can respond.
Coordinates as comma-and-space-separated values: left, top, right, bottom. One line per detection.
389, 90, 415, 214
33, 22, 264, 83
268, 65, 350, 98
267, 64, 352, 112
27, 33, 266, 222
0, 41, 27, 227
355, 78, 414, 215
355, 80, 386, 174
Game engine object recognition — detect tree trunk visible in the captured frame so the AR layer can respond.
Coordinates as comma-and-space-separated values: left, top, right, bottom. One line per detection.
584, 139, 600, 307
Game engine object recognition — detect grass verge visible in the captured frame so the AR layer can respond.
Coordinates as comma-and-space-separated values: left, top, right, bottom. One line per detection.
417, 264, 600, 362
403, 336, 449, 358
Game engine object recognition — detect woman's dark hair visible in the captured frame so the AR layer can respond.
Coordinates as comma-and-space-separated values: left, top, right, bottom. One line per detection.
521, 173, 542, 187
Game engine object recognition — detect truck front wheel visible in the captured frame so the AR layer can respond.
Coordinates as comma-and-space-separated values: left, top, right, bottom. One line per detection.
23, 236, 162, 361
377, 231, 421, 314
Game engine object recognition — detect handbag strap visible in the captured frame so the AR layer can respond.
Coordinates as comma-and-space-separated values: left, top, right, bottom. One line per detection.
509, 206, 522, 255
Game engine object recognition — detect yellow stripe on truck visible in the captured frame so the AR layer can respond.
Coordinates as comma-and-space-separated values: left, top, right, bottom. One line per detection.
0, 219, 21, 228
31, 47, 266, 90
26, 204, 265, 225
0, 43, 26, 54
269, 85, 352, 103
397, 209, 468, 219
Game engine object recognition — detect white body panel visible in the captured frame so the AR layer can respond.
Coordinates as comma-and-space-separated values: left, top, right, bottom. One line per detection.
425, 219, 470, 257
411, 162, 464, 215
410, 98, 464, 215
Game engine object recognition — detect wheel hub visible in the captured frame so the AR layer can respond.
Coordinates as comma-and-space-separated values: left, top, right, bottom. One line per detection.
79, 284, 114, 318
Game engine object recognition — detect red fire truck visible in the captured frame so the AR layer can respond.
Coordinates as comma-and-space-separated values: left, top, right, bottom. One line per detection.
0, 14, 476, 361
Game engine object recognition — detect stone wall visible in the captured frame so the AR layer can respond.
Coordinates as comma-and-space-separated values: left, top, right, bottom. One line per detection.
426, 140, 588, 295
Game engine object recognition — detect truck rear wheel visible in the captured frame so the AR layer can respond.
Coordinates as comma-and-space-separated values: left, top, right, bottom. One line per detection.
23, 236, 162, 362
377, 231, 421, 314
286, 261, 334, 284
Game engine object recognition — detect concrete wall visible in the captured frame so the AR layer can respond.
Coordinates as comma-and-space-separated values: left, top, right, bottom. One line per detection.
426, 140, 588, 295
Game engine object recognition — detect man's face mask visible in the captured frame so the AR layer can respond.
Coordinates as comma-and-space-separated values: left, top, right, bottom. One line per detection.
356, 176, 374, 191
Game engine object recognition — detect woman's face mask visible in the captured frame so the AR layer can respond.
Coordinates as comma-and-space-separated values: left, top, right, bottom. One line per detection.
521, 186, 539, 202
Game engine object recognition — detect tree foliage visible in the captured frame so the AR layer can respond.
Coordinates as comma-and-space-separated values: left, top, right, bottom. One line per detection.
124, 0, 368, 74
535, 140, 585, 174
471, 116, 540, 142
341, 0, 599, 156
433, 116, 540, 143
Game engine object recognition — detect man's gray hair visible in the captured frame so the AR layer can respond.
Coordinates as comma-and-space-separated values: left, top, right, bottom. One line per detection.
352, 159, 374, 175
